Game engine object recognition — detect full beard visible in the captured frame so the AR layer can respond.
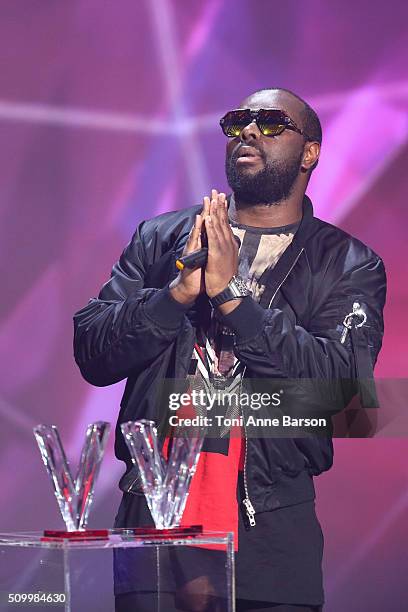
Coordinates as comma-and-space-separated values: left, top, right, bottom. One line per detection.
225, 149, 304, 205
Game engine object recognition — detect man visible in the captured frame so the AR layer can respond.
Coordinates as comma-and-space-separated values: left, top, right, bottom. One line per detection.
74, 88, 386, 611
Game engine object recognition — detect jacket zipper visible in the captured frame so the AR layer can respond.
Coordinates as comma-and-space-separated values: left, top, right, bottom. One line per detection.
241, 247, 305, 527
240, 365, 256, 526
268, 248, 305, 308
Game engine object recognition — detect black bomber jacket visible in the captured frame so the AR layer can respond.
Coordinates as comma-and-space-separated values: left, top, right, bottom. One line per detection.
73, 195, 386, 522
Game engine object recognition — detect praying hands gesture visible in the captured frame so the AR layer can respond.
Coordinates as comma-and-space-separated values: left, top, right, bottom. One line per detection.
169, 189, 241, 313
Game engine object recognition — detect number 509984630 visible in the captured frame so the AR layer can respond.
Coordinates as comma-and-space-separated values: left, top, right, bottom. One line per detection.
7, 592, 66, 605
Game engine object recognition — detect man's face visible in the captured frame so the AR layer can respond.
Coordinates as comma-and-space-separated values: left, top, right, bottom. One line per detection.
225, 91, 307, 205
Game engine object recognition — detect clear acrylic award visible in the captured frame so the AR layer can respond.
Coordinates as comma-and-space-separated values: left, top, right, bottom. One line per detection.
121, 419, 205, 529
34, 421, 110, 535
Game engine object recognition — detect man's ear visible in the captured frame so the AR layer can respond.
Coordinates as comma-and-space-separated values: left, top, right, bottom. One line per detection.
302, 141, 320, 171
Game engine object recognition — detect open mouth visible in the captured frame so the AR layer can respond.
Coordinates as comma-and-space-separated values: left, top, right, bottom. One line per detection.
236, 151, 262, 164
236, 146, 262, 162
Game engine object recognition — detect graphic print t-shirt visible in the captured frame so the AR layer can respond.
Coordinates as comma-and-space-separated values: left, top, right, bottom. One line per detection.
179, 209, 300, 548
209, 215, 300, 377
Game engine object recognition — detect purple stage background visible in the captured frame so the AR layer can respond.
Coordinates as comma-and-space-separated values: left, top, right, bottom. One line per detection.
1, 1, 407, 610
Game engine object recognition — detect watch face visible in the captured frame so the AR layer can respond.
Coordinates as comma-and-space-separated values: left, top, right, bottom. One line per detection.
231, 276, 250, 296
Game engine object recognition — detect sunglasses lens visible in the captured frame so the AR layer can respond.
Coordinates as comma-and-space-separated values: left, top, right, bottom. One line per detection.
221, 110, 252, 137
257, 110, 287, 136
220, 109, 291, 137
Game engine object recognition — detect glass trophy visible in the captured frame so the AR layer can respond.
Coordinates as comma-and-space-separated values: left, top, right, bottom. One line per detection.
33, 421, 110, 534
121, 419, 205, 529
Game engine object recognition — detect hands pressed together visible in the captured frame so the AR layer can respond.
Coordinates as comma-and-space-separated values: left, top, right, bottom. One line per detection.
169, 189, 243, 314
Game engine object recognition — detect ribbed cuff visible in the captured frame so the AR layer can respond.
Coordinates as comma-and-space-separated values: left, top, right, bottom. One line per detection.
143, 286, 192, 330
219, 296, 266, 341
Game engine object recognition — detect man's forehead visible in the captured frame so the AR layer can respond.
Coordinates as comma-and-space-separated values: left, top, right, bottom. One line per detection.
239, 90, 304, 124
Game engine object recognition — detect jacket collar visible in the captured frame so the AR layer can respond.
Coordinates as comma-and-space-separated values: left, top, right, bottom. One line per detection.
227, 192, 315, 244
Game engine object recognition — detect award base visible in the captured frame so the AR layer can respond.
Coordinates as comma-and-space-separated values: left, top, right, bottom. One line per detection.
0, 528, 234, 611
42, 525, 203, 541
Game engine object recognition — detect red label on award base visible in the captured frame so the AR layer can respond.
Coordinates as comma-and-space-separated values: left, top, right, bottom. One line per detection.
116, 525, 203, 539
41, 525, 203, 542
42, 529, 109, 541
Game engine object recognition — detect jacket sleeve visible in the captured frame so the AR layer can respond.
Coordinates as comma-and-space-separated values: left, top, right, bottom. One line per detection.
73, 221, 191, 387
220, 254, 386, 410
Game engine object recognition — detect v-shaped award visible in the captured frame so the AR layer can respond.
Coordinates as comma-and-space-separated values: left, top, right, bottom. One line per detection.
34, 421, 110, 533
121, 420, 204, 529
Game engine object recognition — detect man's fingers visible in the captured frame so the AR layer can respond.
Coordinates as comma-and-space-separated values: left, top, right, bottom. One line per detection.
202, 190, 223, 219
201, 196, 211, 221
219, 194, 236, 245
185, 214, 202, 254
213, 194, 234, 242
204, 210, 219, 251
206, 199, 224, 246
209, 198, 221, 229
202, 190, 231, 249
191, 214, 203, 249
217, 194, 229, 228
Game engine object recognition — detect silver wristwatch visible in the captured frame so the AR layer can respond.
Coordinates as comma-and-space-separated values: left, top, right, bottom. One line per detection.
210, 275, 251, 308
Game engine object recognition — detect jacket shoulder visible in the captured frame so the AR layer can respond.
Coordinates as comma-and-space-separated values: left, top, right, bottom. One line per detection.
311, 216, 384, 269
140, 205, 201, 237
130, 205, 202, 262
305, 217, 386, 328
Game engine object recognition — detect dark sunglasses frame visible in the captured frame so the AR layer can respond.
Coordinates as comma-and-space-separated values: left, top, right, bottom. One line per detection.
219, 108, 312, 140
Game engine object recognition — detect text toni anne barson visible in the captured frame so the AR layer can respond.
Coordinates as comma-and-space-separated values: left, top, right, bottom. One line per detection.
168, 414, 328, 429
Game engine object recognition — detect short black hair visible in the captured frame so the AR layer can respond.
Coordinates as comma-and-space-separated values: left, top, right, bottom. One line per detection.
250, 87, 322, 144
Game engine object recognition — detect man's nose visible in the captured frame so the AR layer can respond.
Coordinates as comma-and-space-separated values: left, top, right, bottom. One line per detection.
240, 120, 261, 143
